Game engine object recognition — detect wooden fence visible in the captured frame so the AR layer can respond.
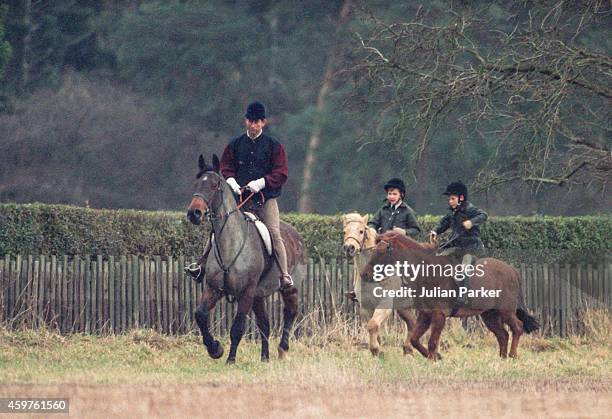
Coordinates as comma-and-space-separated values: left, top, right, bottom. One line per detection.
0, 255, 610, 337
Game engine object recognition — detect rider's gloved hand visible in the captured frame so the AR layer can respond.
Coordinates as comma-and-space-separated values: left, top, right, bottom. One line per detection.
392, 227, 406, 235
462, 220, 473, 230
226, 177, 241, 195
246, 178, 265, 193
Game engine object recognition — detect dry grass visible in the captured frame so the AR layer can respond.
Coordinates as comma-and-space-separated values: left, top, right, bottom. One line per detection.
0, 312, 610, 418
0, 309, 610, 388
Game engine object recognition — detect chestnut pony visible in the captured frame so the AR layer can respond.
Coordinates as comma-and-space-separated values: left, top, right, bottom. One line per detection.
361, 231, 539, 360
186, 154, 305, 364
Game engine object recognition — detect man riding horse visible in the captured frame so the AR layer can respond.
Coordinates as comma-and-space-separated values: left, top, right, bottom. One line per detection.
186, 101, 294, 290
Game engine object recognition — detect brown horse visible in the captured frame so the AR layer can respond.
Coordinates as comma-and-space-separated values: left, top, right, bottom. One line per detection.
342, 213, 416, 356
361, 231, 539, 360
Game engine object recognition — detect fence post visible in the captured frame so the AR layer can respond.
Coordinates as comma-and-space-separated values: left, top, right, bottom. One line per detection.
143, 255, 150, 328
0, 255, 6, 325
167, 255, 175, 334
108, 256, 114, 333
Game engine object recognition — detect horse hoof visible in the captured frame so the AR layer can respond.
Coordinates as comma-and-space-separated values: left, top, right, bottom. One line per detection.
226, 358, 235, 365
428, 353, 442, 361
403, 346, 413, 356
208, 341, 224, 359
278, 346, 289, 360
261, 356, 270, 363
370, 347, 382, 357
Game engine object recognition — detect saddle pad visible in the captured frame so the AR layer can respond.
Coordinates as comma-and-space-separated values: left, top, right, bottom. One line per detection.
243, 211, 273, 256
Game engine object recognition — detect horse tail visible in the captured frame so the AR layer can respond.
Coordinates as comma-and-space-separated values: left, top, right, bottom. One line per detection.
514, 267, 540, 334
517, 309, 540, 334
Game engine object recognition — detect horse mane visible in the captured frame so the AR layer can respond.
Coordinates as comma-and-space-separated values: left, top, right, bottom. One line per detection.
376, 231, 437, 252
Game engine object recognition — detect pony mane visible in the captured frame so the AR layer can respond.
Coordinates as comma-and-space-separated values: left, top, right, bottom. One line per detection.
376, 231, 437, 252
343, 212, 362, 223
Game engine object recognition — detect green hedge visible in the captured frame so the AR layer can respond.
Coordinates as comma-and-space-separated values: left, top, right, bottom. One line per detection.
0, 203, 610, 259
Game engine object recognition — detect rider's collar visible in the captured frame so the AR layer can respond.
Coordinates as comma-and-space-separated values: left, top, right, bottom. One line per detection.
450, 201, 468, 212
385, 200, 404, 210
246, 130, 263, 140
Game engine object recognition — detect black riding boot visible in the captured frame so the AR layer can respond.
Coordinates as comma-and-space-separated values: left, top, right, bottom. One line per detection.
455, 254, 473, 306
456, 275, 470, 306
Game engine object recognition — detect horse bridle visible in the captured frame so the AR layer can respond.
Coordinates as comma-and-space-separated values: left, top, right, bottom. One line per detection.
344, 220, 376, 254
192, 173, 234, 221
192, 172, 249, 302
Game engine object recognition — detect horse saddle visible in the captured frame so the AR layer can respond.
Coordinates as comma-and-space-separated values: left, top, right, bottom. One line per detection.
208, 212, 273, 256
243, 211, 273, 256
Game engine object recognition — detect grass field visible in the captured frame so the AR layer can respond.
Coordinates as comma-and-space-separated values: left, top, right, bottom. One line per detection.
0, 312, 610, 418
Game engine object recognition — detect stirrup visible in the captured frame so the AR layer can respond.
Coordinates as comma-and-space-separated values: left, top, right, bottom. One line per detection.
184, 263, 202, 281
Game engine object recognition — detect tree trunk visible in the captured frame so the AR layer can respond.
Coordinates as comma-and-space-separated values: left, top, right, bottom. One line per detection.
5, 0, 31, 95
298, 0, 354, 213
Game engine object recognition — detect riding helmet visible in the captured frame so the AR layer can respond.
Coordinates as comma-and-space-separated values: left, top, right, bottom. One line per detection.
245, 101, 266, 120
384, 178, 406, 197
443, 181, 468, 201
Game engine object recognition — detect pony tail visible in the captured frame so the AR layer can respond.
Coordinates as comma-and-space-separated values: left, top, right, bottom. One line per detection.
517, 309, 540, 334
514, 266, 539, 333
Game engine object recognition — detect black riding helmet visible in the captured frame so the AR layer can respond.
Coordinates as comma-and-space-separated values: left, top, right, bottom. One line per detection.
443, 181, 468, 201
245, 101, 266, 120
384, 178, 406, 198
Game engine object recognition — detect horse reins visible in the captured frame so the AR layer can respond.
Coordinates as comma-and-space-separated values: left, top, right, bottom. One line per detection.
192, 175, 262, 303
237, 188, 264, 210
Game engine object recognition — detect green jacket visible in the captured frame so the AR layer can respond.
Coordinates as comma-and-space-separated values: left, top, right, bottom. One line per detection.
368, 201, 421, 237
433, 201, 488, 250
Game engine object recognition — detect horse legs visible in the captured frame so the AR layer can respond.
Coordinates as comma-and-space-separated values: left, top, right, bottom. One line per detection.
426, 312, 446, 361
251, 296, 270, 362
278, 285, 298, 360
397, 308, 416, 355
226, 284, 257, 364
194, 287, 224, 359
367, 308, 392, 357
503, 313, 523, 358
410, 312, 432, 359
481, 310, 509, 358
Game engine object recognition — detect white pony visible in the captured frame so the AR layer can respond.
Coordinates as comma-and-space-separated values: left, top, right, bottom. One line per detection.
342, 213, 415, 356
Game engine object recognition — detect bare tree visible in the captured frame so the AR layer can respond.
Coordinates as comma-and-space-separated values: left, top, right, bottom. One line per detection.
4, 0, 32, 95
350, 1, 611, 193
298, 0, 356, 213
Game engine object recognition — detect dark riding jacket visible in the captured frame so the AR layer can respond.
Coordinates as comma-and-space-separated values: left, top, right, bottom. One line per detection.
220, 132, 288, 200
433, 201, 487, 250
368, 200, 421, 237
